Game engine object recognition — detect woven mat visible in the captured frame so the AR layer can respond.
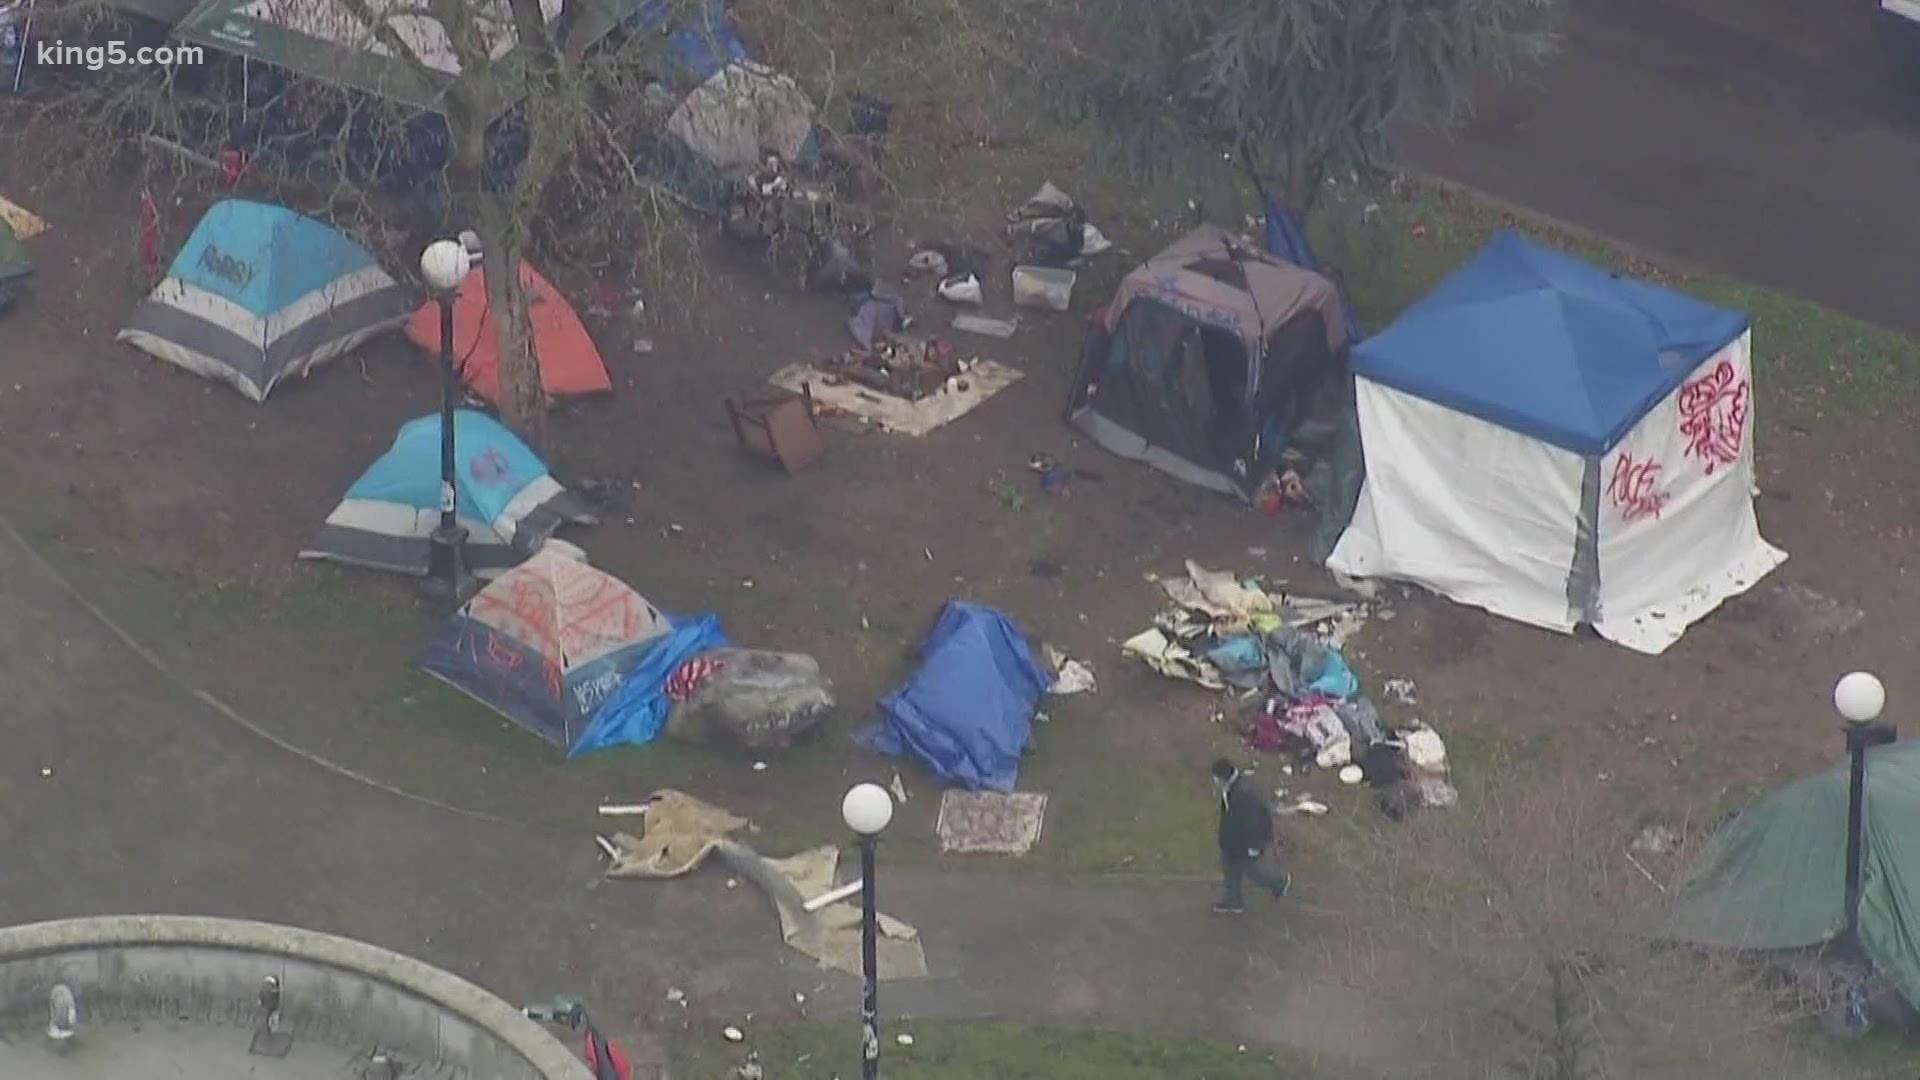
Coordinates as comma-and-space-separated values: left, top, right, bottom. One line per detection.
936, 791, 1048, 855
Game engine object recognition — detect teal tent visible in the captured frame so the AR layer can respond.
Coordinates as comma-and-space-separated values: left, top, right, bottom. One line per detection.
1662, 740, 1920, 1008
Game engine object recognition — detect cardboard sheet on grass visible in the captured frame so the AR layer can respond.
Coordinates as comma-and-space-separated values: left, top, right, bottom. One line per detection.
770, 360, 1022, 436
0, 196, 46, 240
603, 791, 927, 979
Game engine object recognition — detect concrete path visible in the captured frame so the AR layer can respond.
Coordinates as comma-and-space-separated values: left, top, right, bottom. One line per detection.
1401, 0, 1920, 335
0, 520, 1363, 1069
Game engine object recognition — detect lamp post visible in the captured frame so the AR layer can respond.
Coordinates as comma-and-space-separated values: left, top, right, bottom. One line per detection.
419, 238, 474, 600
841, 782, 894, 1080
1835, 672, 1894, 943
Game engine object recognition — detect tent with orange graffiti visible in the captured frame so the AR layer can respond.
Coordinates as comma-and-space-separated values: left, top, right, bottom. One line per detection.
416, 547, 677, 750
405, 260, 612, 405
1323, 231, 1787, 655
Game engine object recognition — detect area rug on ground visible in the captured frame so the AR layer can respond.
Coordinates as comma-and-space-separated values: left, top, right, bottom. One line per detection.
770, 360, 1022, 436
936, 791, 1049, 855
603, 791, 928, 979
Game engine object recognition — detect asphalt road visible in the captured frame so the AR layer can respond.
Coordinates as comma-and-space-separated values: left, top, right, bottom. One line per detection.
1399, 0, 1920, 335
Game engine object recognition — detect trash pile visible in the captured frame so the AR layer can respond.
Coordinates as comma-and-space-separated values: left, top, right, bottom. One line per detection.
818, 330, 979, 403
1007, 181, 1112, 268
1124, 561, 1457, 816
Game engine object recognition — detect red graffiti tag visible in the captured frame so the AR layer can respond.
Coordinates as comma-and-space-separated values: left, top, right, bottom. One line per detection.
1607, 453, 1668, 523
469, 447, 511, 486
1677, 360, 1749, 474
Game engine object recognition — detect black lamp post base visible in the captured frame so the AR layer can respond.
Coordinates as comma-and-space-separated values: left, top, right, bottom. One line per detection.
422, 524, 475, 602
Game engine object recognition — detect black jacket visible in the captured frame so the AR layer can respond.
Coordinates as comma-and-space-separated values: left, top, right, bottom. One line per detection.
1218, 774, 1274, 857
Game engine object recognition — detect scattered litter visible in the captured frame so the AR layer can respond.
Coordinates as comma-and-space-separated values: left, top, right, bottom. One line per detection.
1050, 659, 1096, 695
753, 761, 768, 772
771, 360, 1023, 437
794, 992, 806, 1005
1631, 825, 1681, 856
734, 1060, 764, 1080
889, 772, 910, 804
936, 790, 1049, 855
937, 274, 983, 305
633, 337, 655, 355
1382, 678, 1418, 706
723, 1026, 745, 1043
1283, 798, 1329, 817
1007, 182, 1101, 267
907, 249, 949, 277
666, 988, 687, 1005
1339, 765, 1364, 785
1042, 643, 1097, 695
952, 314, 1018, 339
39, 767, 52, 778
599, 803, 650, 817
0, 195, 47, 239
1246, 547, 1268, 558
726, 878, 739, 889
605, 792, 928, 978
1403, 726, 1447, 771
896, 1034, 915, 1047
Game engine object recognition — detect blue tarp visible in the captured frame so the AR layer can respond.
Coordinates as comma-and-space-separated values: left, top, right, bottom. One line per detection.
569, 614, 729, 755
633, 0, 748, 81
1352, 229, 1750, 456
859, 602, 1050, 792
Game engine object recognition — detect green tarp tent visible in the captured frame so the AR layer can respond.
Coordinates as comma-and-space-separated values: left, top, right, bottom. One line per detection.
1662, 740, 1920, 1009
172, 0, 647, 113
0, 218, 30, 284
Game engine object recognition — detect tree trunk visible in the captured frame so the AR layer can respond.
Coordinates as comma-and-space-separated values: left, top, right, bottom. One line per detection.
445, 110, 547, 452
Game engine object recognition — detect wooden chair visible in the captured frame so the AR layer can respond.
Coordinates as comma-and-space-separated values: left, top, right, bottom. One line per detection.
726, 383, 824, 474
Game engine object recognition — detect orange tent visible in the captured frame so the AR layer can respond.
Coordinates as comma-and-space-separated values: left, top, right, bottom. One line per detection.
406, 261, 612, 402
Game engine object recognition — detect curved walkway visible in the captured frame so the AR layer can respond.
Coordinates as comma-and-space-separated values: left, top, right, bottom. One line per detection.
0, 519, 1359, 1065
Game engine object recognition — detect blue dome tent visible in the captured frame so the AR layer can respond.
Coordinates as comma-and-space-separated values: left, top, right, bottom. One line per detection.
117, 200, 411, 402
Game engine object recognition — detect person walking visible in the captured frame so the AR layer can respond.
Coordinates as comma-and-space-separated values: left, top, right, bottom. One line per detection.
1212, 757, 1289, 913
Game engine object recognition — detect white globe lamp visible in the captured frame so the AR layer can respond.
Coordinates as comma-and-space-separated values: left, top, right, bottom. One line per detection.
842, 783, 893, 837
420, 239, 471, 293
1835, 672, 1886, 725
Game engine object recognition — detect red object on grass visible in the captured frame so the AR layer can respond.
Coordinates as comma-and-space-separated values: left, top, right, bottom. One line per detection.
219, 150, 247, 188
583, 1028, 631, 1080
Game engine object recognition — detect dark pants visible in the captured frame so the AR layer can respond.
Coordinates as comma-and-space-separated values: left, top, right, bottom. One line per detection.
1220, 849, 1287, 907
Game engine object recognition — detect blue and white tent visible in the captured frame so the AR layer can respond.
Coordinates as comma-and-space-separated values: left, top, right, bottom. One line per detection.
1326, 231, 1786, 655
118, 200, 411, 402
301, 410, 597, 578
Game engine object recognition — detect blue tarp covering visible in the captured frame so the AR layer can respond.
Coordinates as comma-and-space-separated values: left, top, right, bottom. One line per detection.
1352, 229, 1750, 456
633, 0, 748, 81
569, 613, 730, 755
859, 602, 1049, 792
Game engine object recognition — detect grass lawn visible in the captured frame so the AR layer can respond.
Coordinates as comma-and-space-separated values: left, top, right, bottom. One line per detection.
9, 175, 1913, 878
670, 1021, 1316, 1079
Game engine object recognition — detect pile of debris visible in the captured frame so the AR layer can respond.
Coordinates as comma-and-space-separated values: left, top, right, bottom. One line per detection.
818, 332, 975, 402
1124, 561, 1457, 816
